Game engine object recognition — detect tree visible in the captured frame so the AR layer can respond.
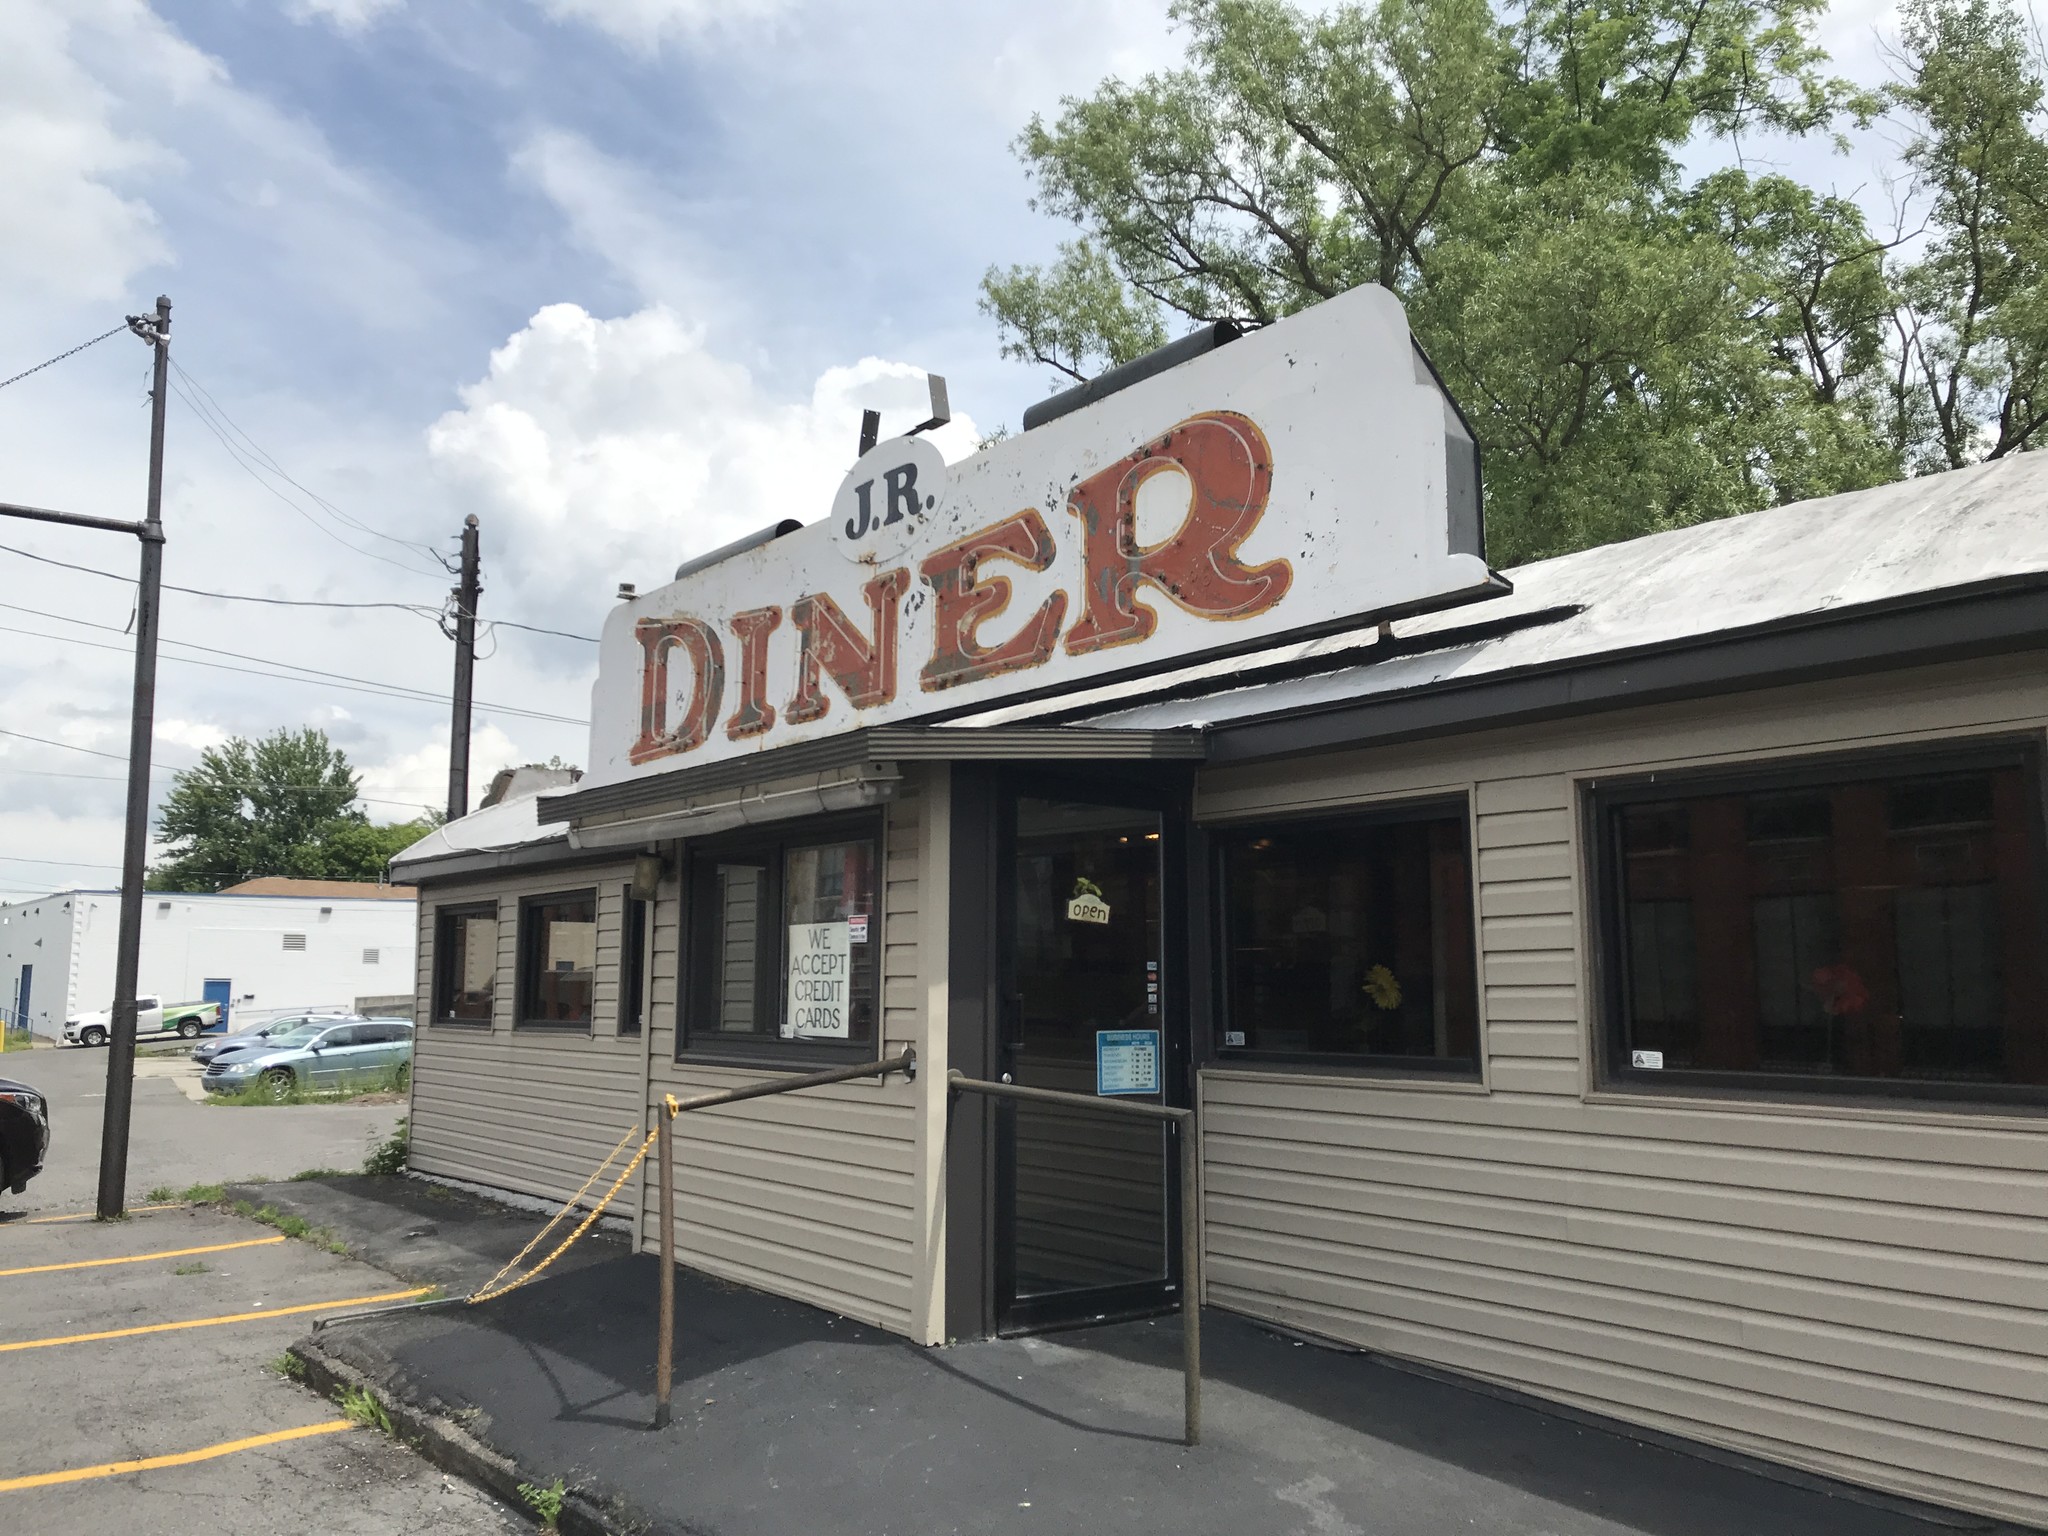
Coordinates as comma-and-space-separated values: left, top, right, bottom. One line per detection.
981, 0, 1905, 565
148, 728, 440, 892
1887, 0, 2048, 469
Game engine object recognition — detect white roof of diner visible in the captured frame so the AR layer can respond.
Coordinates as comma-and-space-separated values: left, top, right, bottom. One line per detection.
390, 790, 563, 868
952, 453, 2048, 734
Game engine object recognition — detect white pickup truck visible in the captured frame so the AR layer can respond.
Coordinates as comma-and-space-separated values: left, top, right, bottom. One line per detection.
63, 996, 220, 1046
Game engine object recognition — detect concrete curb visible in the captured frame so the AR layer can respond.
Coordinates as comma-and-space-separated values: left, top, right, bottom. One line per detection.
289, 1335, 685, 1536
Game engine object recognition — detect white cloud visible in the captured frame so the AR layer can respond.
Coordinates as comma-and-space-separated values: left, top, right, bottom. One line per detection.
358, 723, 524, 818
0, 1, 182, 304
512, 129, 720, 310
426, 301, 980, 629
286, 0, 405, 31
534, 0, 787, 51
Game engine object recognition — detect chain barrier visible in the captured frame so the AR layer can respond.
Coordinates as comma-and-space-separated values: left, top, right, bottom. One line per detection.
466, 1121, 649, 1305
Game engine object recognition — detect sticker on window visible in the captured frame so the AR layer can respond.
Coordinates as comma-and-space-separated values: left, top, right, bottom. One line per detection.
785, 921, 852, 1039
1631, 1050, 1664, 1070
1224, 1030, 1247, 1048
847, 912, 870, 944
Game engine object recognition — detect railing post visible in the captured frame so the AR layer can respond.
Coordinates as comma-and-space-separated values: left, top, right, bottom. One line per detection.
1180, 1113, 1201, 1447
654, 1105, 675, 1429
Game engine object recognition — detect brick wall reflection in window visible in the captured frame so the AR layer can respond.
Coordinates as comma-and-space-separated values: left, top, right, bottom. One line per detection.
1609, 760, 2046, 1089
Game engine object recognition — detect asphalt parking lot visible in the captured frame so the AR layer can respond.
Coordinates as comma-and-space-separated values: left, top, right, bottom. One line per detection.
2, 1042, 404, 1213
0, 1201, 517, 1535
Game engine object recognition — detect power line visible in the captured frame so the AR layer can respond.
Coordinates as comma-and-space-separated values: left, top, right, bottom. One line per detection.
168, 362, 450, 580
168, 359, 448, 566
0, 761, 441, 813
0, 727, 133, 763
0, 324, 128, 392
0, 540, 597, 639
0, 601, 589, 725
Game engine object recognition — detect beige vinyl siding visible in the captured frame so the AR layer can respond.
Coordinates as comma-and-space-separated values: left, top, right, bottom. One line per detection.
1195, 651, 2048, 1528
640, 775, 932, 1340
408, 863, 645, 1207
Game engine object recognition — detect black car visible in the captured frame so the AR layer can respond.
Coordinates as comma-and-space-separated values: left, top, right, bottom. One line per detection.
0, 1076, 50, 1195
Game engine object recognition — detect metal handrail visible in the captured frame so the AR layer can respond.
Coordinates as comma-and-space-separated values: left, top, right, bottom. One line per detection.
947, 1068, 1203, 1448
652, 1046, 918, 1426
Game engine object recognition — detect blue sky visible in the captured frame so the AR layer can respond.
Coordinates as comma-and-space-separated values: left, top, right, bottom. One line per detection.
0, 0, 1902, 895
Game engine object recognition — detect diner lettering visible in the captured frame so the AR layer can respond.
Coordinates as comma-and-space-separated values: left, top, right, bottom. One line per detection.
630, 408, 1287, 767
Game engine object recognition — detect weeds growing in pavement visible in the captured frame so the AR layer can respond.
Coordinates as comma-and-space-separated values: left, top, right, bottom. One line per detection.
338, 1385, 393, 1434
270, 1353, 307, 1381
364, 1116, 409, 1176
145, 1185, 176, 1203
518, 1476, 569, 1532
177, 1182, 227, 1204
173, 1261, 209, 1275
289, 1167, 348, 1181
207, 1062, 411, 1108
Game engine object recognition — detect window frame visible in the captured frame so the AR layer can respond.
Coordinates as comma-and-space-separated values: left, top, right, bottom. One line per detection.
1588, 735, 2048, 1110
431, 901, 499, 1028
514, 888, 601, 1033
619, 887, 649, 1038
1209, 795, 1484, 1080
679, 811, 886, 1067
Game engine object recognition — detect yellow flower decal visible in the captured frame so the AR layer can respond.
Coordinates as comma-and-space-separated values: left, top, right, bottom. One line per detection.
1363, 965, 1402, 1011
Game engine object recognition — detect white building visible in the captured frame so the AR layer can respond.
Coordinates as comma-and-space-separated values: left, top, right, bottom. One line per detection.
0, 878, 418, 1039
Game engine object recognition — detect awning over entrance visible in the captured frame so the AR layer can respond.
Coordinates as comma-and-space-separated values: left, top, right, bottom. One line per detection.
536, 724, 1206, 836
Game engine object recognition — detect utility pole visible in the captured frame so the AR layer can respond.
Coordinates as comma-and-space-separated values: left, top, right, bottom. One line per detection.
97, 295, 170, 1220
446, 513, 480, 821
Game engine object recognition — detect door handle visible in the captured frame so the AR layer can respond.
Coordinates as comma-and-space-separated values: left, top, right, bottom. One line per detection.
1000, 1072, 1013, 1084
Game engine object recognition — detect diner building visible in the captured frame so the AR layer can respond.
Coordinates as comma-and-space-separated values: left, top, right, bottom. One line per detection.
392, 283, 2048, 1527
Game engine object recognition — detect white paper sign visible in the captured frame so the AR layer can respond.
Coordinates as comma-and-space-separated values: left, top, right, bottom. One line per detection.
785, 921, 852, 1038
1631, 1050, 1664, 1070
585, 284, 1496, 789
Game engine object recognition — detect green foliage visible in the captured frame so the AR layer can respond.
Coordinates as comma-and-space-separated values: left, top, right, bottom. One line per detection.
364, 1116, 410, 1177
147, 727, 440, 892
982, 0, 2048, 565
0, 1026, 32, 1052
338, 1385, 393, 1434
173, 1260, 209, 1275
518, 1476, 569, 1531
207, 1063, 412, 1108
177, 1182, 227, 1204
1887, 0, 2048, 468
270, 1352, 308, 1380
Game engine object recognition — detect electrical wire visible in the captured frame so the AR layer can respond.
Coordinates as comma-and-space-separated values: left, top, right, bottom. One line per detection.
0, 540, 598, 639
0, 727, 131, 762
0, 761, 438, 813
0, 600, 589, 724
0, 620, 588, 725
0, 325, 128, 392
168, 359, 449, 567
168, 362, 451, 580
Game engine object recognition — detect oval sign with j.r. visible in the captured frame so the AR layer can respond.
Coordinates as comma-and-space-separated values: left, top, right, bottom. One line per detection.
830, 435, 947, 564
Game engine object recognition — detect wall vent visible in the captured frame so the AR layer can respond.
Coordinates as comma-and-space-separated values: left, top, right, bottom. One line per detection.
282, 933, 307, 952
362, 948, 379, 965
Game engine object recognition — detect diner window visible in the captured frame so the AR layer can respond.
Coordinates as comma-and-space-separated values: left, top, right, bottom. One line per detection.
1597, 744, 2048, 1100
517, 890, 598, 1029
432, 903, 498, 1025
619, 893, 649, 1037
684, 824, 879, 1057
1216, 803, 1480, 1070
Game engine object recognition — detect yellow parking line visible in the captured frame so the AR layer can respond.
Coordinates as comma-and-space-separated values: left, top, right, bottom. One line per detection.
0, 1419, 354, 1493
0, 1286, 430, 1352
0, 1236, 286, 1278
17, 1203, 185, 1226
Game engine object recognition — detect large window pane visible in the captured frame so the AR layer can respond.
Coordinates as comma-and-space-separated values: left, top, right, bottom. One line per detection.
684, 827, 878, 1054
434, 905, 496, 1024
1606, 755, 2048, 1092
1218, 807, 1479, 1066
518, 892, 596, 1027
782, 840, 877, 1043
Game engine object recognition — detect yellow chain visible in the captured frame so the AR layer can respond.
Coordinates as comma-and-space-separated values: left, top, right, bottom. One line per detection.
465, 1123, 648, 1305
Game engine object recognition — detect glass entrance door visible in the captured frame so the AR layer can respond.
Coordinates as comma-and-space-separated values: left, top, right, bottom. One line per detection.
996, 788, 1183, 1333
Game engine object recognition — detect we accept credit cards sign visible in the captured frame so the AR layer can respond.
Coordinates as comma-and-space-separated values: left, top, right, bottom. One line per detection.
785, 922, 851, 1039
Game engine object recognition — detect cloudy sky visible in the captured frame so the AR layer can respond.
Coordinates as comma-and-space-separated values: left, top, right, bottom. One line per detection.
0, 0, 1903, 899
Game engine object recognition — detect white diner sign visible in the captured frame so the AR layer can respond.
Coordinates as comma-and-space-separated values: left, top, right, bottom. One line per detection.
587, 284, 1495, 788
785, 921, 851, 1038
